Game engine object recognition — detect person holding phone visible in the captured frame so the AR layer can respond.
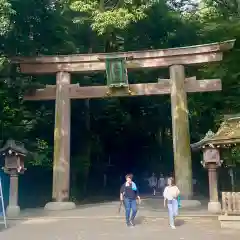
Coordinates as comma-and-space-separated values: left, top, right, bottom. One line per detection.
120, 173, 141, 227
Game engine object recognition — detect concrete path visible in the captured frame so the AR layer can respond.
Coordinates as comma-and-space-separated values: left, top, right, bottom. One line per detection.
3, 198, 215, 220
0, 215, 239, 240
0, 197, 239, 239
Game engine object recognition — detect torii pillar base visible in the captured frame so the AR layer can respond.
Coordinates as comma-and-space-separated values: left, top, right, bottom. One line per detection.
208, 201, 221, 213
44, 201, 76, 211
6, 205, 20, 217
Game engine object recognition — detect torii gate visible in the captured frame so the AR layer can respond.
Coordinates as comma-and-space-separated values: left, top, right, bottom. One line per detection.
12, 40, 235, 210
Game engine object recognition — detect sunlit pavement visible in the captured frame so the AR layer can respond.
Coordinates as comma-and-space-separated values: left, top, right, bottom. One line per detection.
0, 216, 239, 240
0, 198, 239, 239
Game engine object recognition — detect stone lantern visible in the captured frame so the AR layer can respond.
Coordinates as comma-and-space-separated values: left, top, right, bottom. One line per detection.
201, 143, 223, 212
192, 130, 223, 212
191, 115, 240, 213
0, 139, 28, 217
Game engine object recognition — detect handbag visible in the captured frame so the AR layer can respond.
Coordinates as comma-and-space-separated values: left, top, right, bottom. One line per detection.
177, 195, 181, 208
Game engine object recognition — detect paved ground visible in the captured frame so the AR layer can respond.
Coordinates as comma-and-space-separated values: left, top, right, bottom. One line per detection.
0, 197, 239, 239
0, 216, 239, 240
2, 197, 215, 219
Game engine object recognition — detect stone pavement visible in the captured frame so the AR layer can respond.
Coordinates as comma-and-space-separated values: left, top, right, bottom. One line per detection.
0, 215, 239, 240
2, 197, 215, 220
0, 198, 239, 239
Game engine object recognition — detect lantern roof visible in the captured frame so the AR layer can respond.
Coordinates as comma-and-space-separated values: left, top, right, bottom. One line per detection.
0, 139, 28, 156
191, 115, 240, 151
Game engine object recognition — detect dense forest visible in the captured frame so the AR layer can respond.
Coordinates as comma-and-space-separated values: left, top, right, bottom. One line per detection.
0, 0, 240, 207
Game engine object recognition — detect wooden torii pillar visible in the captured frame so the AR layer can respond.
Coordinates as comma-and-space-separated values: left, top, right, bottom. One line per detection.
12, 40, 234, 208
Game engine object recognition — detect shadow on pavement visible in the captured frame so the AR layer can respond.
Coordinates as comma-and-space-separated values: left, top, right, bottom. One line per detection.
0, 220, 21, 233
175, 219, 185, 226
135, 216, 148, 225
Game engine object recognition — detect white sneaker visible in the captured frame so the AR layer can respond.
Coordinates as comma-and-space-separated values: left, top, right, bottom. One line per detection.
170, 225, 176, 229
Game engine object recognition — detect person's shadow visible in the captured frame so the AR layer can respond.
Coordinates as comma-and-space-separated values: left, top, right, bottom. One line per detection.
175, 219, 185, 226
134, 216, 147, 225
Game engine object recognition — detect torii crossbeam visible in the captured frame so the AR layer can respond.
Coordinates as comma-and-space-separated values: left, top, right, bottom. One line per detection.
24, 77, 221, 100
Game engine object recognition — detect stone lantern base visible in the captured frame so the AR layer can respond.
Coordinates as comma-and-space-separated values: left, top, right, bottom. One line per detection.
208, 201, 221, 213
6, 205, 20, 217
44, 201, 76, 211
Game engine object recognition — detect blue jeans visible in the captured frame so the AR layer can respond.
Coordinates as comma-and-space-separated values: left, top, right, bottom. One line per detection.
167, 199, 178, 226
124, 198, 137, 223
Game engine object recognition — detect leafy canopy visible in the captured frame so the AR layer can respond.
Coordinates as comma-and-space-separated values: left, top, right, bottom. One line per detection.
70, 0, 158, 34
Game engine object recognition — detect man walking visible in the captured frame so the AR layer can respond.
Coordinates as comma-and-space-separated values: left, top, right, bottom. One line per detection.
148, 173, 157, 196
120, 173, 141, 227
158, 173, 165, 196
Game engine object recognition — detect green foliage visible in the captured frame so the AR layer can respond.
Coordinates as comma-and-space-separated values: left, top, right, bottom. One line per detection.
70, 0, 157, 34
222, 146, 240, 165
27, 138, 53, 168
0, 0, 239, 180
231, 146, 240, 164
0, 0, 15, 36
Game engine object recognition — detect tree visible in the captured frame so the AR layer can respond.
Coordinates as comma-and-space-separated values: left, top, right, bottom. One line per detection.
70, 0, 157, 35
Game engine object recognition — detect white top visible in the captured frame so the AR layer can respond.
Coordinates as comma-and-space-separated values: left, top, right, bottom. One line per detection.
163, 186, 180, 200
148, 176, 157, 187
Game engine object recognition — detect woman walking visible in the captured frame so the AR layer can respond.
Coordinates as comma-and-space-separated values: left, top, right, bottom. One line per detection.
163, 177, 180, 229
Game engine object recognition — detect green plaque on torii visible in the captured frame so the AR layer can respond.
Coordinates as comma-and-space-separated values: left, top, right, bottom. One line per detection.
105, 57, 128, 88
98, 56, 134, 96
